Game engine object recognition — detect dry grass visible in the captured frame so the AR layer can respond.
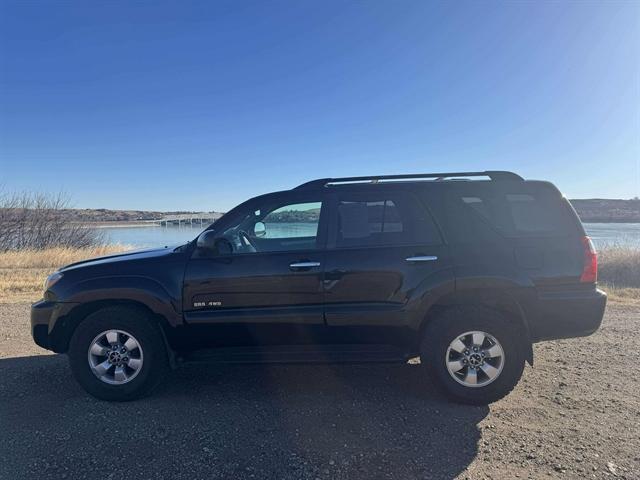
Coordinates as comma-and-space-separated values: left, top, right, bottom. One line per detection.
0, 245, 131, 302
602, 285, 640, 304
598, 246, 640, 289
597, 246, 640, 303
598, 247, 640, 303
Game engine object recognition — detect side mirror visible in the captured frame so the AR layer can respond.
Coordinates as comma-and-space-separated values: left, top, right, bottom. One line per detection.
197, 230, 218, 251
253, 221, 267, 237
197, 231, 233, 255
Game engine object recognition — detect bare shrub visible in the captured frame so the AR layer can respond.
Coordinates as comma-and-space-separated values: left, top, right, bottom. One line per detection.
598, 246, 640, 288
0, 189, 104, 251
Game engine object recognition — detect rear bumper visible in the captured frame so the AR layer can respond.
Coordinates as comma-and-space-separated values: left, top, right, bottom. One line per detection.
529, 287, 607, 342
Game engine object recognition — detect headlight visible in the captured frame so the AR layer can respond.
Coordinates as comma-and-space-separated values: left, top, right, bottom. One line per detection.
44, 272, 63, 291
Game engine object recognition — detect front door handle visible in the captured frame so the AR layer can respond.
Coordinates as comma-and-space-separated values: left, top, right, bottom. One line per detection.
405, 255, 438, 263
289, 261, 321, 270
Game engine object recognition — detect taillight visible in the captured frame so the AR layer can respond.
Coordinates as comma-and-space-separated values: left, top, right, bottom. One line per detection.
580, 236, 598, 283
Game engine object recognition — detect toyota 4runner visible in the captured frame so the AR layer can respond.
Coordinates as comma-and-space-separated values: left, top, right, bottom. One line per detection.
31, 171, 607, 404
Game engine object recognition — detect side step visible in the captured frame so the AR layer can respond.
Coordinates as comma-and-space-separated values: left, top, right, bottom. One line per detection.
180, 344, 409, 365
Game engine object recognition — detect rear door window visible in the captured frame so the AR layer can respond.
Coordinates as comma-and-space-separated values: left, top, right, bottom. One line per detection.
332, 192, 441, 248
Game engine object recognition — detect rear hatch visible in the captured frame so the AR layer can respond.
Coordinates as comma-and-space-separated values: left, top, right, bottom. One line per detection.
437, 180, 594, 288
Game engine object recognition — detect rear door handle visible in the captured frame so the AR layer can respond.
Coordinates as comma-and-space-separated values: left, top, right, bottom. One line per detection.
289, 261, 321, 270
405, 255, 438, 263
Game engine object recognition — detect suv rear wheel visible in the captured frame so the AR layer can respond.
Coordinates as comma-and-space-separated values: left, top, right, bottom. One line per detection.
421, 306, 525, 405
68, 306, 169, 401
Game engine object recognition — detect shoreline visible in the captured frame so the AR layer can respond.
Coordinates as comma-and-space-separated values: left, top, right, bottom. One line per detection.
88, 222, 162, 228
84, 220, 640, 229
82, 221, 209, 228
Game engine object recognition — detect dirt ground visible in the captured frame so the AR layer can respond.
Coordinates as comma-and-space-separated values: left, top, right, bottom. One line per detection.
0, 301, 638, 480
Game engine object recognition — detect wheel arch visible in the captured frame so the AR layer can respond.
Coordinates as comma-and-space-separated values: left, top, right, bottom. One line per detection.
419, 288, 534, 366
49, 299, 173, 355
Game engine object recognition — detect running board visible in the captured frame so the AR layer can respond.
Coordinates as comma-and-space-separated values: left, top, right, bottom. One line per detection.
180, 344, 409, 365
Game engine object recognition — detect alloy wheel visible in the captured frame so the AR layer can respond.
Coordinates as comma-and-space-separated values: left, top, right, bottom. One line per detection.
445, 330, 505, 388
87, 329, 144, 385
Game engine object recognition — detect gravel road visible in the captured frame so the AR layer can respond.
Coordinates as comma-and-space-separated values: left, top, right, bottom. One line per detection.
1, 302, 638, 480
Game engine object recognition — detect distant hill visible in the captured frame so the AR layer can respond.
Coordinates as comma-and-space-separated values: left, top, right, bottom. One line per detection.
4, 200, 638, 224
265, 208, 321, 223
57, 209, 223, 223
569, 199, 640, 223
41, 200, 640, 224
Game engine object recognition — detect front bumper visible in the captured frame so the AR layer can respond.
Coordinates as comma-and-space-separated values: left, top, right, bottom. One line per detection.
30, 299, 79, 352
529, 287, 607, 342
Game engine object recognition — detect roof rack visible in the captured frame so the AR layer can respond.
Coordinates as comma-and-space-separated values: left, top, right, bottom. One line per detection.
294, 171, 523, 189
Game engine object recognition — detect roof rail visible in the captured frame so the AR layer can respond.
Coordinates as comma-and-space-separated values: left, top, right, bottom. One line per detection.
294, 171, 523, 189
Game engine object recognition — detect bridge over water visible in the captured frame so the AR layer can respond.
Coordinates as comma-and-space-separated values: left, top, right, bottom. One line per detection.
149, 212, 224, 227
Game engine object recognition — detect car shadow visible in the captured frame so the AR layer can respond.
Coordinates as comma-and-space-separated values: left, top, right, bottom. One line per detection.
1, 354, 488, 479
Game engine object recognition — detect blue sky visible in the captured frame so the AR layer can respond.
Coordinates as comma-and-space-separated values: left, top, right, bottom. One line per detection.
1, 1, 638, 211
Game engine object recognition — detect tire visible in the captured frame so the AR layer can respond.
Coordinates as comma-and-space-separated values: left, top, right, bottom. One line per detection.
68, 306, 169, 401
420, 306, 525, 405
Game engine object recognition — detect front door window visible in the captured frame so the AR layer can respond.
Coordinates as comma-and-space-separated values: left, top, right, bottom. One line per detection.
203, 200, 323, 255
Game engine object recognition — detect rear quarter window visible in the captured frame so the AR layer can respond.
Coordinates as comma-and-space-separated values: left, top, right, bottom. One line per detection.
448, 183, 579, 240
505, 194, 555, 233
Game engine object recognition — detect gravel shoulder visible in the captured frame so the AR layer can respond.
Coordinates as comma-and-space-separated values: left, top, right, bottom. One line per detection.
0, 301, 638, 479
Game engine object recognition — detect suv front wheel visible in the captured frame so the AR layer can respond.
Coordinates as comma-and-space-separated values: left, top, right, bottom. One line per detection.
421, 306, 526, 405
68, 306, 169, 401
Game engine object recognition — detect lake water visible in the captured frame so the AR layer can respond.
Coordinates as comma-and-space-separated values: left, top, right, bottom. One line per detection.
100, 222, 640, 249
100, 223, 318, 248
582, 223, 640, 248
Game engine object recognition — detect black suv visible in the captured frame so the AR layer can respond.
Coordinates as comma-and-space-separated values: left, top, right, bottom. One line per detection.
31, 171, 606, 404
